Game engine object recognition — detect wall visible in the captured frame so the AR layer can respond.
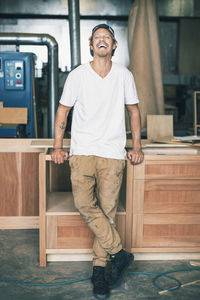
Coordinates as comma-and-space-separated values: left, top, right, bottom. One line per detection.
0, 0, 133, 70
0, 0, 200, 73
1, 0, 200, 128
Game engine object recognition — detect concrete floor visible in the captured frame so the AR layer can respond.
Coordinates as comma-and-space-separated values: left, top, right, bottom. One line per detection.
0, 230, 200, 300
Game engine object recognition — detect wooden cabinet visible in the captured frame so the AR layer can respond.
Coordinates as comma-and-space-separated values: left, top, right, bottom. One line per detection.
0, 138, 42, 229
129, 155, 200, 253
39, 151, 127, 266
2, 139, 200, 261
0, 152, 39, 217
39, 146, 200, 265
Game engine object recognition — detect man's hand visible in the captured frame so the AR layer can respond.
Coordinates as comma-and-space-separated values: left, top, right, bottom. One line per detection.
51, 149, 69, 164
127, 149, 144, 165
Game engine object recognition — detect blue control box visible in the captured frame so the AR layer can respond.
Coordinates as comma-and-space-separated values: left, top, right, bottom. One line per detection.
0, 52, 36, 137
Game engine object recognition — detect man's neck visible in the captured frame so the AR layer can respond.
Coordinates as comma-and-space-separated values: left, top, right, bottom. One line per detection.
90, 57, 112, 78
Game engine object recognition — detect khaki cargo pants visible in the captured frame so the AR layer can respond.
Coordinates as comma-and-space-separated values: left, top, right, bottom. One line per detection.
69, 155, 125, 267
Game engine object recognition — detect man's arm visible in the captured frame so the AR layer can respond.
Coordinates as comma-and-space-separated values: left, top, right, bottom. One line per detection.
126, 104, 144, 164
51, 104, 72, 164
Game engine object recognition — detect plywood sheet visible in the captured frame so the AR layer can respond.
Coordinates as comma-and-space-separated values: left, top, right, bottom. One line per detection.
0, 152, 39, 216
147, 115, 173, 141
0, 107, 27, 124
144, 190, 200, 213
146, 161, 200, 178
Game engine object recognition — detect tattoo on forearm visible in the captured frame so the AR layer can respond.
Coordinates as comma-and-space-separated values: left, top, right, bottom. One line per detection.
59, 121, 66, 130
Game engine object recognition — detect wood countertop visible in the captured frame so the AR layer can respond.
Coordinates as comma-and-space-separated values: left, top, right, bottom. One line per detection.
0, 138, 199, 154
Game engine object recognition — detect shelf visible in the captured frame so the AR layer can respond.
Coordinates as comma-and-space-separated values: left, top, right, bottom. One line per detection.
47, 192, 78, 215
46, 192, 126, 216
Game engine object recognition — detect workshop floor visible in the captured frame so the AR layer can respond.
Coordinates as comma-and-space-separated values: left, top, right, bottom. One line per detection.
0, 230, 200, 300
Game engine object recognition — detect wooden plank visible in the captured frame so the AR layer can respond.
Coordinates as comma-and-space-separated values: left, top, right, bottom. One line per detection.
46, 191, 125, 216
46, 216, 57, 249
57, 215, 94, 249
57, 237, 93, 249
30, 139, 71, 148
0, 216, 39, 229
133, 160, 145, 179
144, 190, 200, 213
47, 252, 200, 261
30, 138, 149, 149
0, 153, 21, 216
55, 215, 125, 250
116, 215, 126, 247
132, 248, 200, 253
0, 152, 39, 217
147, 115, 173, 141
0, 139, 44, 152
145, 162, 200, 179
57, 215, 88, 227
39, 153, 47, 267
0, 107, 27, 124
30, 138, 193, 150
47, 253, 93, 262
144, 214, 200, 224
133, 180, 144, 214
145, 179, 200, 191
144, 155, 200, 161
21, 153, 39, 216
47, 211, 80, 216
145, 160, 200, 166
132, 214, 144, 248
125, 159, 133, 250
46, 248, 93, 254
142, 236, 200, 247
143, 224, 200, 237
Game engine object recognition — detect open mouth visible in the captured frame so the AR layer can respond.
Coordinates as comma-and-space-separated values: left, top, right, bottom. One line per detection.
98, 44, 107, 49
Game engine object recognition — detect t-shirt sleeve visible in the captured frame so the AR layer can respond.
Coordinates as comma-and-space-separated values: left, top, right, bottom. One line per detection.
59, 72, 77, 107
124, 69, 139, 105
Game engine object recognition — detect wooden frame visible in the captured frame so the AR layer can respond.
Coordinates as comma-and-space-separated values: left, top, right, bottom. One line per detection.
129, 154, 200, 254
39, 150, 129, 266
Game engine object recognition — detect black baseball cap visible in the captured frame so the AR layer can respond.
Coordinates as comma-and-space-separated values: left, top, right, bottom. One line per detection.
91, 24, 115, 39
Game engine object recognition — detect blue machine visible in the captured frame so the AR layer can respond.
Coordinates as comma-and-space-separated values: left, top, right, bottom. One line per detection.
0, 52, 37, 137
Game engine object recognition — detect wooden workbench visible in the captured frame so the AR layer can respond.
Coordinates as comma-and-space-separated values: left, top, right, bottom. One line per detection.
0, 139, 200, 262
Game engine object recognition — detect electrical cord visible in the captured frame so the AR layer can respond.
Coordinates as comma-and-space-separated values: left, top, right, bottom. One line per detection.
0, 268, 200, 293
128, 271, 182, 291
129, 267, 200, 292
0, 276, 91, 287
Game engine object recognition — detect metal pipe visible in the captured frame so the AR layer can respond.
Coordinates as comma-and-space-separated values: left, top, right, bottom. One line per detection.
68, 0, 81, 69
0, 32, 58, 138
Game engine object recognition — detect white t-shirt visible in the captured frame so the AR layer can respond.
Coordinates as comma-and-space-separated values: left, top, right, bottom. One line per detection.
59, 62, 139, 159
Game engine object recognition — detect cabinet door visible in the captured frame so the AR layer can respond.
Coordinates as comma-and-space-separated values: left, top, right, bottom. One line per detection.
47, 214, 126, 250
0, 152, 39, 216
47, 216, 94, 249
131, 156, 200, 251
133, 157, 200, 180
145, 159, 200, 179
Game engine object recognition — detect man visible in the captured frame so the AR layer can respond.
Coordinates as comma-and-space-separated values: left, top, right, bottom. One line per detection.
51, 24, 144, 299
